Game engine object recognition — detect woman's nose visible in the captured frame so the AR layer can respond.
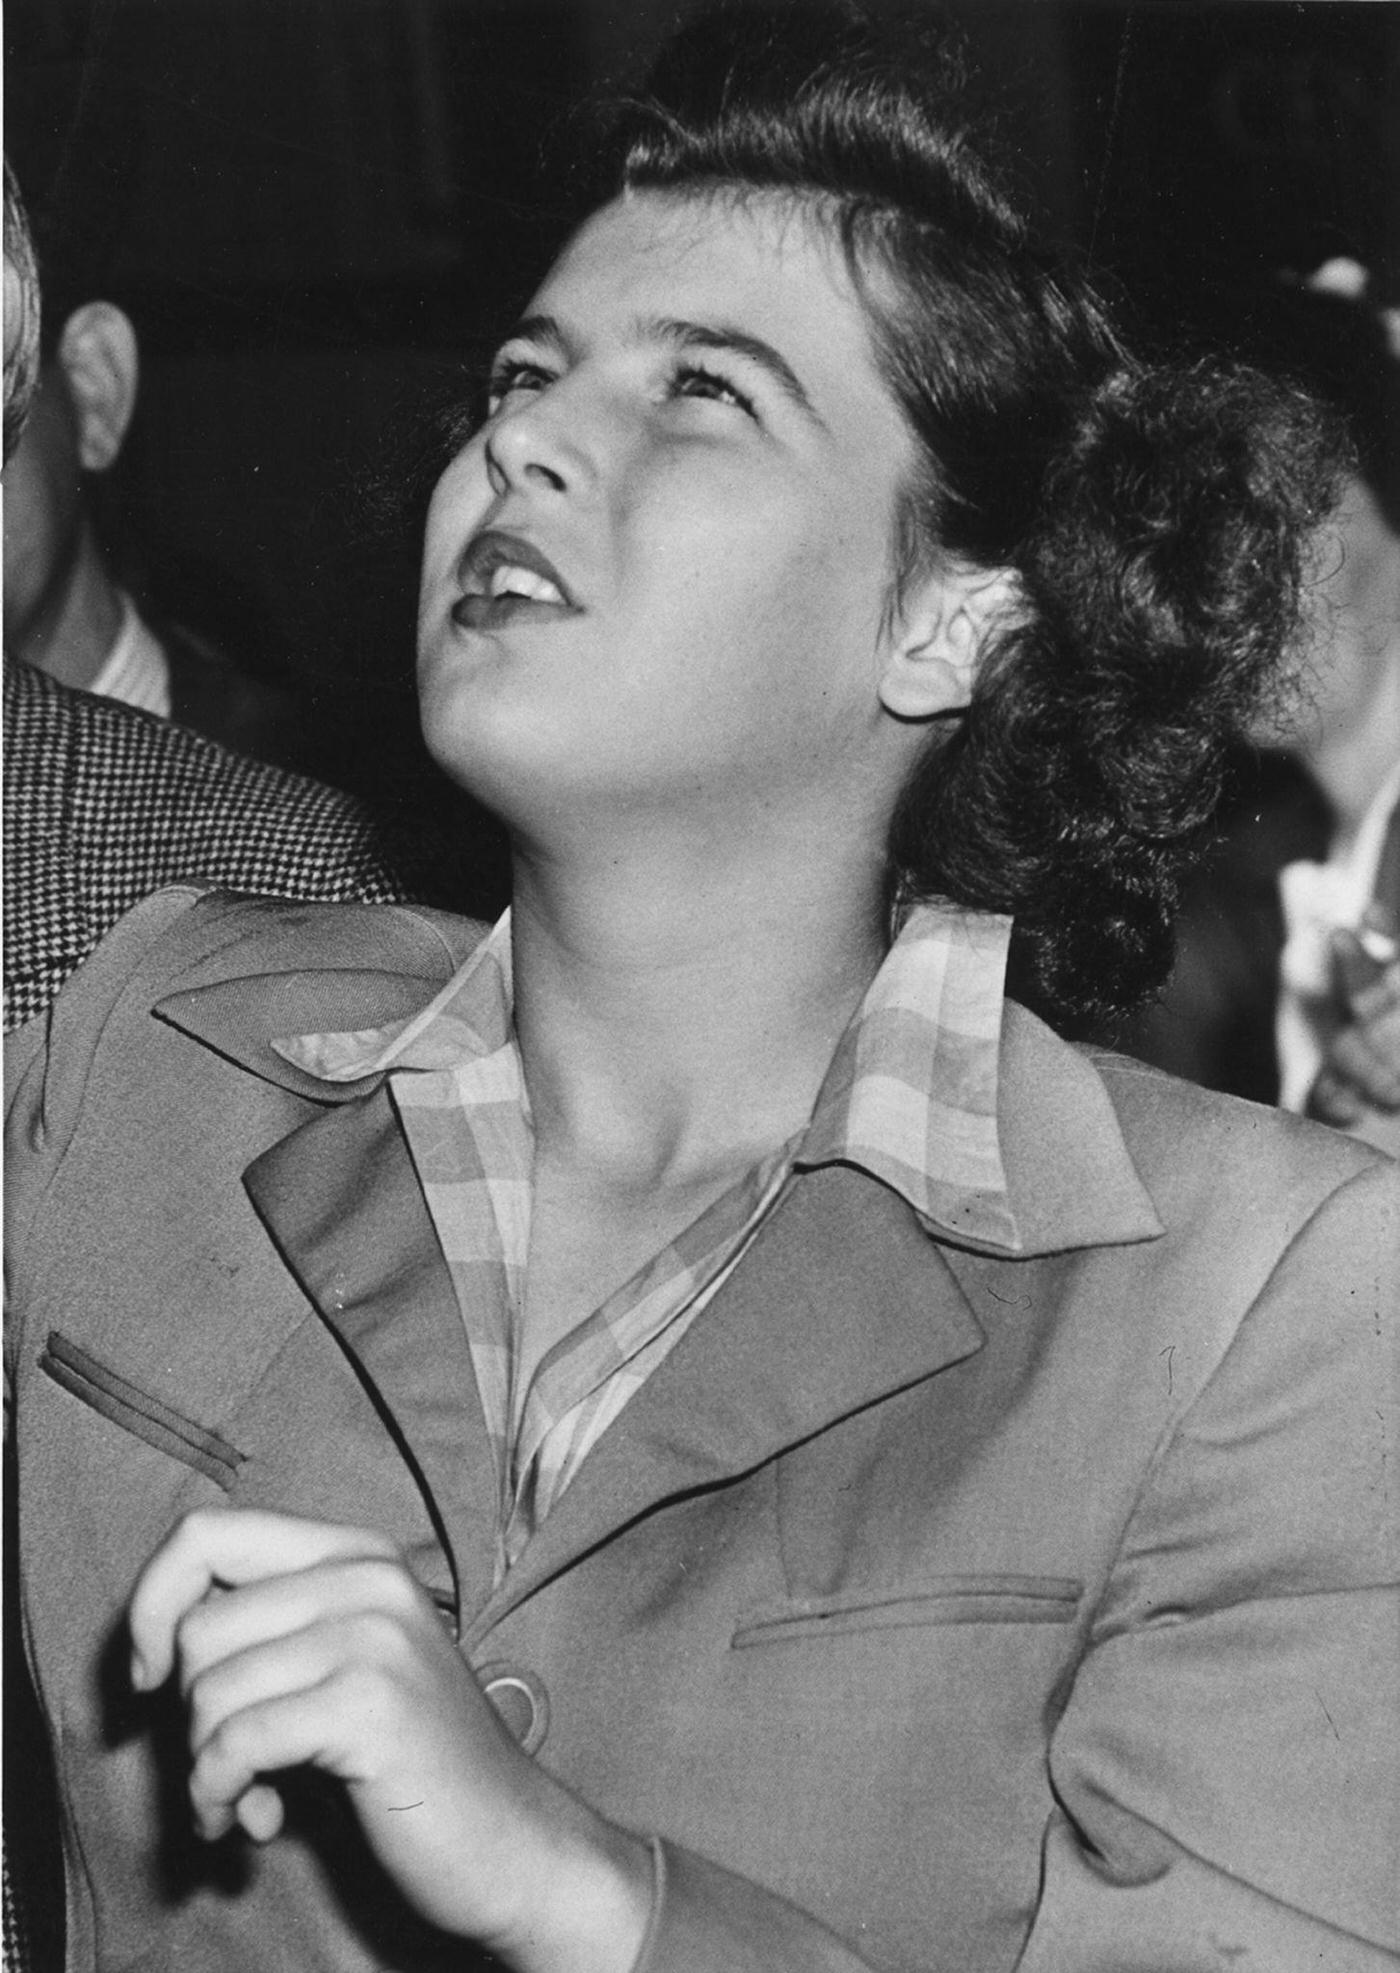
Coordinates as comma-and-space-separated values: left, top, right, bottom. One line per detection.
484, 393, 588, 499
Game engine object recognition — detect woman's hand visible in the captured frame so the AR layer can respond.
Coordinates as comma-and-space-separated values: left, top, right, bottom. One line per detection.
127, 1507, 652, 1972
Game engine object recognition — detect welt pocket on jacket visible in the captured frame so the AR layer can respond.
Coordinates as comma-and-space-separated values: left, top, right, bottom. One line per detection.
39, 1332, 247, 1491
731, 1574, 1084, 1649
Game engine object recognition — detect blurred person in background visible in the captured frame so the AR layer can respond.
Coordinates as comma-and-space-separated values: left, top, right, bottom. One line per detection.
2, 73, 482, 1044
4, 62, 308, 768
1120, 275, 1400, 1154
2, 154, 65, 1973
1267, 270, 1399, 1151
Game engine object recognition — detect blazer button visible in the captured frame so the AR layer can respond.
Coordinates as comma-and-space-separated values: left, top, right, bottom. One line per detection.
478, 1663, 549, 1755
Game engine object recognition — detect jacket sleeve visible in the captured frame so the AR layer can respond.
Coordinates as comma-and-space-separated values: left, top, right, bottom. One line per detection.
631, 1157, 1400, 1973
632, 1843, 876, 1973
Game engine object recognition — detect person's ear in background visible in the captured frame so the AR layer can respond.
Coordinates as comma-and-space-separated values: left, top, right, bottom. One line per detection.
4, 61, 314, 769
3, 291, 140, 685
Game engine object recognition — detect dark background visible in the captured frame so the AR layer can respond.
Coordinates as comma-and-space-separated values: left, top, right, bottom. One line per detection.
6, 0, 1398, 901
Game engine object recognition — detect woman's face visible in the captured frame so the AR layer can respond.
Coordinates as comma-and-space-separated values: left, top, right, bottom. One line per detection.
417, 189, 925, 839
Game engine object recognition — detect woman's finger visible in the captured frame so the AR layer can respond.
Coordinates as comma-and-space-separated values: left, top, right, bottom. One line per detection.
234, 1782, 286, 1845
129, 1508, 399, 1690
188, 1661, 417, 1842
184, 1615, 362, 1759
188, 1682, 343, 1840
183, 1605, 439, 1777
174, 1557, 423, 1694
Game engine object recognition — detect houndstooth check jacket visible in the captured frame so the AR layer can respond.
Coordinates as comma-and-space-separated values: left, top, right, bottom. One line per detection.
3, 656, 429, 1033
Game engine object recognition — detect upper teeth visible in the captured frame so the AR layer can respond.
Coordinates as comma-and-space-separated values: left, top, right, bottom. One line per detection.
486, 563, 565, 605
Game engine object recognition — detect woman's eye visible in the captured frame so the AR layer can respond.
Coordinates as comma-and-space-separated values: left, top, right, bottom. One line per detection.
672, 364, 756, 418
487, 359, 553, 412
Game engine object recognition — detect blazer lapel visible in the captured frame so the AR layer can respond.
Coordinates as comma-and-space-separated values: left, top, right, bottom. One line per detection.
240, 1092, 502, 1615
157, 936, 502, 1613
468, 1164, 984, 1640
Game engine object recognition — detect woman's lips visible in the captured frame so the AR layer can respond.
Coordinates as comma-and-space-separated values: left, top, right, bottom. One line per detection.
452, 590, 577, 629
452, 529, 579, 629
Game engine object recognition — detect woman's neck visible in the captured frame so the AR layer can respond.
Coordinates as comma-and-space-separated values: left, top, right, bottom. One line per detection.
508, 828, 889, 1192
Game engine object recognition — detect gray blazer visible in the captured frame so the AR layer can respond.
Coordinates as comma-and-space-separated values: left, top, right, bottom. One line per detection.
6, 888, 1398, 1972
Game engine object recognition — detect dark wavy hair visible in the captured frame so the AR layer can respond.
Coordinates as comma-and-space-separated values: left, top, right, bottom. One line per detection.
605, 1, 1346, 1028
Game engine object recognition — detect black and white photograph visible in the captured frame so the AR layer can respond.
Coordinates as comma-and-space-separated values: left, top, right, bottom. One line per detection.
4, 3, 1398, 1969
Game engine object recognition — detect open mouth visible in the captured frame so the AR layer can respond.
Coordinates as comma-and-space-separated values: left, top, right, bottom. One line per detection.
452, 530, 577, 628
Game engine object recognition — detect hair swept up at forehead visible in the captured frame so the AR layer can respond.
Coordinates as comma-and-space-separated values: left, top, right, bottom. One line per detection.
617, 1, 985, 207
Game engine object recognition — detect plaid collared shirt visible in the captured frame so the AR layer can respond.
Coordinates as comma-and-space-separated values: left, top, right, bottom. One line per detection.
279, 899, 1018, 1579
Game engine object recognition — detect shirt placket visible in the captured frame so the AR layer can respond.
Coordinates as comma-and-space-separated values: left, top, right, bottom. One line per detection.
500, 1144, 797, 1566
392, 1042, 533, 1573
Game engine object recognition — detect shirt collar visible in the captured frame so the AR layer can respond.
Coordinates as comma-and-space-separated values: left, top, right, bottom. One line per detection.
274, 900, 1018, 1251
799, 902, 1018, 1251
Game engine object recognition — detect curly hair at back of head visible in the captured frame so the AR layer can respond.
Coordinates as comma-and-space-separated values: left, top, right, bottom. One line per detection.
918, 360, 1342, 1027
612, 0, 1348, 1029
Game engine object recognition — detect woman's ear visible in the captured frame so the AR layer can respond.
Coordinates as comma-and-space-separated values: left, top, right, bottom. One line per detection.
879, 563, 1021, 720
55, 301, 140, 473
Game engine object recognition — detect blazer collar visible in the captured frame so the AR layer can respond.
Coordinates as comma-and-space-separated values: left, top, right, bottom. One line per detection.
154, 937, 1161, 1256
151, 913, 486, 1103
990, 1000, 1162, 1255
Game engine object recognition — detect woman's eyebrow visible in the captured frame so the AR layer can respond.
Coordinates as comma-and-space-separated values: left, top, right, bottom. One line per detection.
648, 316, 825, 426
495, 313, 568, 359
496, 311, 826, 428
